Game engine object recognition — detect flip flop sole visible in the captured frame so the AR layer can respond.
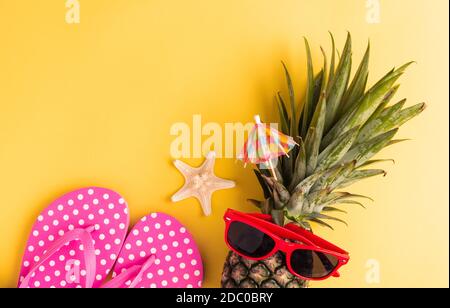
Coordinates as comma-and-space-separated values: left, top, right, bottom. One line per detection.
112, 213, 203, 288
18, 187, 130, 288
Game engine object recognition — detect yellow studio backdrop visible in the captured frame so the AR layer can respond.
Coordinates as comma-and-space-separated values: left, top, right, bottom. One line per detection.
0, 0, 448, 288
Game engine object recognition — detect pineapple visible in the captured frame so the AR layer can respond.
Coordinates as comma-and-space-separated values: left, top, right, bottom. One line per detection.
221, 33, 425, 288
221, 251, 308, 288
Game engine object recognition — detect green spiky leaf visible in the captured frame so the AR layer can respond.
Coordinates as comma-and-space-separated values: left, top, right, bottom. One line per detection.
341, 129, 398, 166
292, 170, 325, 195
306, 213, 348, 226
307, 217, 335, 230
333, 199, 366, 209
355, 99, 406, 144
289, 138, 307, 191
323, 192, 374, 203
338, 169, 387, 189
340, 42, 370, 115
322, 207, 348, 214
282, 62, 297, 137
301, 38, 315, 136
322, 63, 412, 148
325, 33, 352, 131
327, 32, 336, 93
317, 126, 360, 170
305, 94, 327, 175
276, 92, 290, 134
387, 139, 410, 147
287, 171, 325, 216
359, 102, 425, 143
311, 161, 356, 192
358, 159, 395, 168
365, 85, 400, 124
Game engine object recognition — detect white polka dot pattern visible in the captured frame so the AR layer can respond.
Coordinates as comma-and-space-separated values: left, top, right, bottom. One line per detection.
18, 187, 130, 288
111, 213, 203, 288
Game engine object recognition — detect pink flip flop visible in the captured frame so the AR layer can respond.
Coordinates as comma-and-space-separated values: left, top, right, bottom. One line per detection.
18, 187, 130, 288
102, 213, 203, 288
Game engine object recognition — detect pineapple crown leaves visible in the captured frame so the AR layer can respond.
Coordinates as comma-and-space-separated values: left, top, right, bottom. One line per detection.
251, 33, 425, 229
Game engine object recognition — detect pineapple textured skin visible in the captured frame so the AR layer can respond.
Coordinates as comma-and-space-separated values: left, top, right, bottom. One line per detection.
221, 251, 309, 288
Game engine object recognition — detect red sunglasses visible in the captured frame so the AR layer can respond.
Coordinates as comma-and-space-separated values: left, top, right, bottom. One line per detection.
223, 209, 350, 281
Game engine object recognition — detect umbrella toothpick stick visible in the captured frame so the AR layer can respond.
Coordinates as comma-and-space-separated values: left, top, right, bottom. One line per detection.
267, 159, 278, 181
255, 115, 278, 181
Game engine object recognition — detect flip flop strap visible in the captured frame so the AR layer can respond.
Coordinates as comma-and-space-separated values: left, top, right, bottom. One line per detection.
19, 226, 97, 288
102, 254, 156, 288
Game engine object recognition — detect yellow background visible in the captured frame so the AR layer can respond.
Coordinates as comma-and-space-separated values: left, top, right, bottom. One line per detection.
0, 0, 448, 288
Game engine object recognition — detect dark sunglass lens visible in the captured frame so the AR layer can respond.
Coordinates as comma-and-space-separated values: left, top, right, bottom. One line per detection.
227, 221, 275, 258
290, 249, 339, 279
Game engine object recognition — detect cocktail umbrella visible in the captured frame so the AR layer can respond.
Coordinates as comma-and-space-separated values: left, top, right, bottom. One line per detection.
239, 115, 297, 180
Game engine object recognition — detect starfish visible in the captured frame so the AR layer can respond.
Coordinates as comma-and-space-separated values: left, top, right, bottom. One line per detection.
171, 151, 235, 216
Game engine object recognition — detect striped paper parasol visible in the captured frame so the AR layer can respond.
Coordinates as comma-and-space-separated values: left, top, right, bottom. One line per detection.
239, 115, 297, 180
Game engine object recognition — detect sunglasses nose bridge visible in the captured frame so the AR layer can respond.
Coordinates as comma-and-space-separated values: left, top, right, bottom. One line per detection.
278, 241, 296, 253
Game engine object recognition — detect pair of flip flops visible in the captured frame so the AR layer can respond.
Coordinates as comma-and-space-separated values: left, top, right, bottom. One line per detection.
18, 187, 203, 288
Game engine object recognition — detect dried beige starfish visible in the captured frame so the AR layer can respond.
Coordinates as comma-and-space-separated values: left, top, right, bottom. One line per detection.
171, 151, 235, 216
